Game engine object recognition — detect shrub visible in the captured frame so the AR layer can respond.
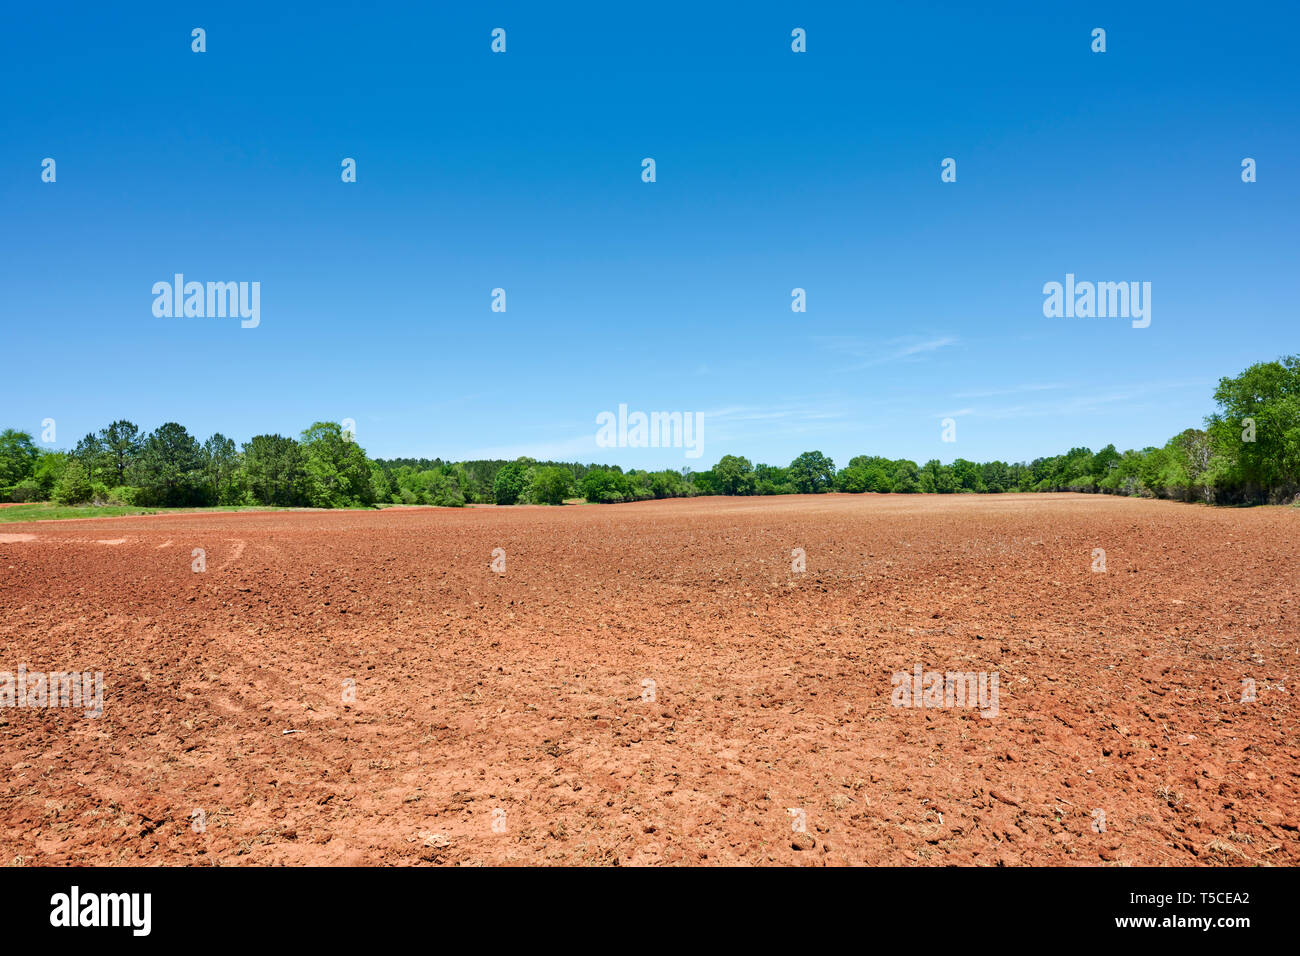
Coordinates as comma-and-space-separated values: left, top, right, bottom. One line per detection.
107, 485, 140, 505
53, 459, 93, 504
7, 478, 44, 502
756, 479, 795, 495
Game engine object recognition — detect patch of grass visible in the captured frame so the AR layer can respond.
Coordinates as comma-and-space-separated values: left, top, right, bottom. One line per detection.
0, 503, 161, 522
0, 503, 311, 524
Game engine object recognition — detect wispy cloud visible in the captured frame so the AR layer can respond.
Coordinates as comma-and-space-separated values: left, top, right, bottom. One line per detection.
941, 379, 1212, 422
816, 334, 958, 371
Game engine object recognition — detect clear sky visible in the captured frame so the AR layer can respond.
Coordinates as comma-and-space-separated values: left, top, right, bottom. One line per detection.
2, 2, 1296, 470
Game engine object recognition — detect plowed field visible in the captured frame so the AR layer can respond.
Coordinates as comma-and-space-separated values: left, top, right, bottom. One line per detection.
1, 493, 1296, 865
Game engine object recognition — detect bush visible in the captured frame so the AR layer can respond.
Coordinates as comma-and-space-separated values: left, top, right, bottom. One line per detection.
107, 485, 140, 505
53, 459, 93, 504
32, 451, 67, 497
7, 479, 44, 502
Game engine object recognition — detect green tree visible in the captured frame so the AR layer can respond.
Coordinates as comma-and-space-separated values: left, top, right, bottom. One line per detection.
837, 463, 866, 493
99, 420, 143, 485
1091, 444, 1121, 479
1137, 446, 1170, 497
52, 457, 94, 504
582, 468, 630, 503
950, 458, 983, 492
788, 451, 836, 494
891, 459, 921, 493
242, 434, 307, 506
300, 422, 375, 507
713, 455, 756, 495
493, 458, 535, 505
921, 459, 957, 493
203, 433, 242, 504
752, 463, 792, 495
391, 466, 465, 506
531, 465, 573, 505
31, 451, 68, 500
133, 423, 205, 505
979, 461, 1009, 493
369, 463, 393, 503
1166, 429, 1214, 502
0, 429, 39, 490
840, 455, 894, 493
1205, 355, 1300, 501
648, 469, 687, 499
73, 432, 109, 484
422, 470, 466, 506
624, 470, 654, 501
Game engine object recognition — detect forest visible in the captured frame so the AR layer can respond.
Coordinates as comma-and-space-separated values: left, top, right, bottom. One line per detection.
2, 356, 1297, 510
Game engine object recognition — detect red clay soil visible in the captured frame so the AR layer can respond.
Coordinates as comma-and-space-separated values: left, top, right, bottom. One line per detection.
1, 493, 1296, 866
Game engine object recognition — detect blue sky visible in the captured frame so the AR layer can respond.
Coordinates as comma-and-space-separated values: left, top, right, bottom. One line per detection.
2, 2, 1297, 470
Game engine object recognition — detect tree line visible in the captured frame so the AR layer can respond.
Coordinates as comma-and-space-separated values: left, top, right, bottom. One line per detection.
1, 356, 1297, 509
